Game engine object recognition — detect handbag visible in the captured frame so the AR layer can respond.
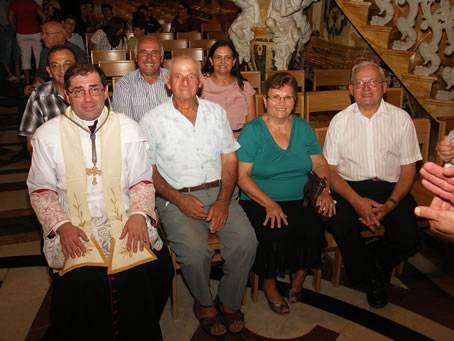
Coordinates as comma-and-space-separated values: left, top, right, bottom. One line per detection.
302, 170, 332, 222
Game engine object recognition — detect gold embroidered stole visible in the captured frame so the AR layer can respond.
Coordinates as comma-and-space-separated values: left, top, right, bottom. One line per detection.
60, 107, 156, 276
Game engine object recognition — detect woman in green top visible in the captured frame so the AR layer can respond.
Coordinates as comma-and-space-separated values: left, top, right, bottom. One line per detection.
237, 72, 335, 314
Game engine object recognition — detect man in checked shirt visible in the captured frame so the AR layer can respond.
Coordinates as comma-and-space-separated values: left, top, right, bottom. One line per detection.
18, 45, 76, 155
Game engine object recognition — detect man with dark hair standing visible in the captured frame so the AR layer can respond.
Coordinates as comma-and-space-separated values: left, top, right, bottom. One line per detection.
27, 62, 173, 340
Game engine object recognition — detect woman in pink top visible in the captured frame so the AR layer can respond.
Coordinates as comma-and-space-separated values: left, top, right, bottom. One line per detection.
201, 40, 256, 131
9, 0, 46, 83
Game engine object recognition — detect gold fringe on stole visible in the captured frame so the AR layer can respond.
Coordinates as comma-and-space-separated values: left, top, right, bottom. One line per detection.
100, 110, 156, 274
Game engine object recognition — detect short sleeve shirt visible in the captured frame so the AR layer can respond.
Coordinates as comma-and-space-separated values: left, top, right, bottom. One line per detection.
237, 116, 322, 201
201, 76, 255, 130
140, 98, 239, 189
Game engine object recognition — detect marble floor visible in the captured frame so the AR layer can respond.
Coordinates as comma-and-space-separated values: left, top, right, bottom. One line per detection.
1, 77, 454, 341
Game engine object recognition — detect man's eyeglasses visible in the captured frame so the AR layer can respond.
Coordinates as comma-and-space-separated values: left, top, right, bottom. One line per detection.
68, 87, 104, 98
50, 62, 73, 70
352, 80, 383, 88
267, 94, 295, 104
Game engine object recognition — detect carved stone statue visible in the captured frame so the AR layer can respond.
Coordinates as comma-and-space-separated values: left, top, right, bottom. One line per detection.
265, 0, 316, 70
228, 0, 262, 68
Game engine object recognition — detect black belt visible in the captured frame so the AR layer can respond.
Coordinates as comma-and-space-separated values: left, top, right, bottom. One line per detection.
177, 180, 221, 193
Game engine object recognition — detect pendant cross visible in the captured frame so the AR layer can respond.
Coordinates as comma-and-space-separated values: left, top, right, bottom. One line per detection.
86, 165, 102, 185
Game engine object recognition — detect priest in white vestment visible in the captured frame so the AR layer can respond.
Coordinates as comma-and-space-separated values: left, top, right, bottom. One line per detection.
27, 62, 173, 341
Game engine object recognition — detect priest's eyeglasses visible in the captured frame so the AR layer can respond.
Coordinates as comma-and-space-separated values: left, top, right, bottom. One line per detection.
68, 87, 104, 98
267, 94, 295, 104
352, 80, 383, 88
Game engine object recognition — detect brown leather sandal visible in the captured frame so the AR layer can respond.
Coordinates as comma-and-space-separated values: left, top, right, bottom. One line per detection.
193, 301, 227, 336
215, 298, 245, 334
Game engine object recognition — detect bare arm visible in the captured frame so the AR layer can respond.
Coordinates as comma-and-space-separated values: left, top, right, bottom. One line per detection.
152, 165, 208, 220
237, 160, 288, 228
311, 153, 336, 217
246, 95, 256, 122
26, 136, 33, 156
206, 151, 237, 232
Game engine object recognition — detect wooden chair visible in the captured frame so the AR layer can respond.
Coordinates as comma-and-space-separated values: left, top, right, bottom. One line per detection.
384, 87, 404, 108
91, 50, 127, 64
202, 23, 222, 33
162, 39, 189, 53
156, 211, 247, 319
207, 31, 229, 41
312, 69, 351, 91
161, 22, 172, 33
98, 60, 137, 77
177, 32, 202, 40
304, 90, 352, 123
147, 32, 174, 40
85, 32, 95, 53
265, 70, 305, 93
111, 76, 122, 89
171, 48, 204, 62
189, 39, 216, 50
241, 71, 261, 94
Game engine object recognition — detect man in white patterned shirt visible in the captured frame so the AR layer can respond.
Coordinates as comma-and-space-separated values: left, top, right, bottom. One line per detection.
112, 37, 169, 122
141, 56, 257, 337
323, 61, 422, 308
19, 45, 76, 155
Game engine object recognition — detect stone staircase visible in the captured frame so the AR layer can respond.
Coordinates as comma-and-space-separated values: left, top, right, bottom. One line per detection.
336, 0, 454, 119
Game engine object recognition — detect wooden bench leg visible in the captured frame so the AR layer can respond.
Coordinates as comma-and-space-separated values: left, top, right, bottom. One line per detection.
251, 273, 259, 303
312, 268, 322, 291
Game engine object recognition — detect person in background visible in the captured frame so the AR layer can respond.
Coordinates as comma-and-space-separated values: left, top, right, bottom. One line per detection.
24, 21, 85, 95
113, 36, 169, 122
128, 11, 147, 52
137, 4, 161, 33
62, 14, 85, 51
19, 45, 76, 155
96, 2, 113, 30
171, 1, 200, 33
8, 0, 46, 84
0, 0, 21, 82
90, 16, 127, 51
75, 0, 97, 37
237, 72, 331, 314
43, 0, 61, 22
201, 40, 256, 132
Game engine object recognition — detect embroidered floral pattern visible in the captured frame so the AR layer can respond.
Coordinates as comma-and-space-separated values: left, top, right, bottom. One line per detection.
72, 193, 86, 228
111, 188, 126, 224
30, 191, 69, 238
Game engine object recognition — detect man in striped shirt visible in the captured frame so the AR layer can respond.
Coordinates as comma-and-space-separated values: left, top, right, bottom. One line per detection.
323, 61, 422, 308
112, 37, 169, 122
19, 45, 76, 155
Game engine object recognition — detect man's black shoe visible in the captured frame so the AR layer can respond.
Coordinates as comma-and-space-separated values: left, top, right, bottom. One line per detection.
366, 281, 388, 308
